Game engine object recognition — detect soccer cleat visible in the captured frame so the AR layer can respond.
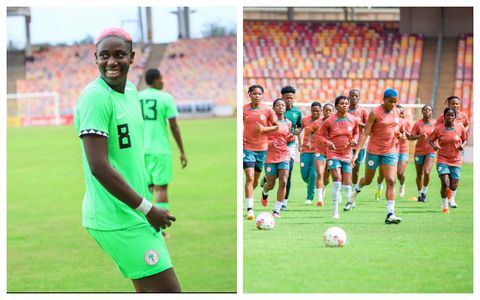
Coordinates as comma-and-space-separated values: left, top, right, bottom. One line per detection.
281, 205, 288, 211
399, 185, 405, 198
385, 212, 402, 224
449, 200, 458, 208
272, 211, 281, 218
418, 193, 427, 203
442, 208, 449, 214
261, 192, 268, 207
316, 200, 324, 207
260, 176, 266, 188
343, 201, 356, 211
247, 210, 255, 220
374, 190, 381, 201
305, 200, 313, 205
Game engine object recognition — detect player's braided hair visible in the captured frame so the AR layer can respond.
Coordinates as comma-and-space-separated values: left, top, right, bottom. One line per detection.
248, 84, 264, 94
443, 107, 457, 118
422, 104, 432, 112
445, 95, 461, 105
334, 95, 349, 107
349, 88, 360, 94
280, 85, 296, 95
272, 98, 285, 107
323, 103, 334, 110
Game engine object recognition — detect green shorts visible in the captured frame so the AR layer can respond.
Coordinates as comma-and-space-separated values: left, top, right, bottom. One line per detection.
327, 159, 352, 173
265, 160, 290, 176
436, 163, 462, 180
365, 152, 398, 170
86, 223, 173, 279
414, 153, 436, 165
145, 154, 172, 186
243, 149, 267, 171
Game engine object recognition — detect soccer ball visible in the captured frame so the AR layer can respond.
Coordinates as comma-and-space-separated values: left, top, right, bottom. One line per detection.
323, 226, 347, 247
256, 212, 275, 230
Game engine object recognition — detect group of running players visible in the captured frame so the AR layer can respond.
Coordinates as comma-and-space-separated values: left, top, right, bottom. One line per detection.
243, 84, 469, 224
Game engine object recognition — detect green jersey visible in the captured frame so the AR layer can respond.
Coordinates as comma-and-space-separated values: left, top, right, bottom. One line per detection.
138, 88, 178, 155
284, 106, 303, 146
75, 77, 149, 230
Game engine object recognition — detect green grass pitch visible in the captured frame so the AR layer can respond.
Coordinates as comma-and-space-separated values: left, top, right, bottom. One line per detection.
7, 117, 236, 292
243, 161, 473, 293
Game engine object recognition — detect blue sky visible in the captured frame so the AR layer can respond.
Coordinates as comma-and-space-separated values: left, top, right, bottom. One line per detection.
6, 6, 237, 48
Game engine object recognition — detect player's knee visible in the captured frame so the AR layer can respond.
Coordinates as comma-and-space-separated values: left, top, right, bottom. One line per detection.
264, 180, 274, 190
363, 176, 373, 185
385, 177, 395, 186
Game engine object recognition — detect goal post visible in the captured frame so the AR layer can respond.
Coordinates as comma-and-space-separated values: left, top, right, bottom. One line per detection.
6, 92, 68, 127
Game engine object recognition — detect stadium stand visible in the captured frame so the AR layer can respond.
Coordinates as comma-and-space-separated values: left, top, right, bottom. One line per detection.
15, 44, 148, 117
12, 35, 236, 123
454, 34, 473, 119
159, 36, 236, 105
243, 20, 423, 104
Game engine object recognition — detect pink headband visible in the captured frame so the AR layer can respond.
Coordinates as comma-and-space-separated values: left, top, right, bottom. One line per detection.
96, 27, 132, 44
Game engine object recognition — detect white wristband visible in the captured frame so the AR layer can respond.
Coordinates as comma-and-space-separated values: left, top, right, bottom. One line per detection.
135, 198, 153, 215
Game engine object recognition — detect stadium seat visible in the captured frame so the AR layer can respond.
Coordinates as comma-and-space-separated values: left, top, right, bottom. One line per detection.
244, 20, 424, 104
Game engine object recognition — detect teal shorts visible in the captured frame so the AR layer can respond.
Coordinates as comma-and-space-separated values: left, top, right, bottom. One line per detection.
352, 148, 366, 165
265, 160, 290, 176
145, 154, 172, 186
327, 159, 352, 173
243, 149, 267, 171
314, 153, 326, 161
86, 223, 172, 279
436, 163, 461, 180
414, 153, 435, 165
365, 152, 398, 170
397, 153, 409, 162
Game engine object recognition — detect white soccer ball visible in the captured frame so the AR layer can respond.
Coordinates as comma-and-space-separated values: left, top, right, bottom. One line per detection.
323, 226, 347, 247
256, 212, 275, 230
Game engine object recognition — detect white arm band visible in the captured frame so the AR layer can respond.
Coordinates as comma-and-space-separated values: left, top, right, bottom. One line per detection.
135, 198, 153, 215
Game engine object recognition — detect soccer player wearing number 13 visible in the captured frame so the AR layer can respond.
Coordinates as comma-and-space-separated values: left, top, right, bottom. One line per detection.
138, 69, 187, 238
74, 28, 180, 292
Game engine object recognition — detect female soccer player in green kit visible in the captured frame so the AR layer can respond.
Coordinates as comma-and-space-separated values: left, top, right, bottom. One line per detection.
74, 28, 180, 292
139, 69, 187, 238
